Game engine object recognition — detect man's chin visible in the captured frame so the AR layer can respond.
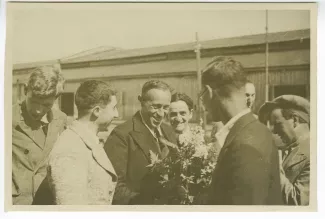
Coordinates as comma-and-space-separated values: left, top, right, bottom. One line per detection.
175, 128, 185, 134
98, 123, 111, 132
175, 124, 185, 131
32, 115, 44, 121
150, 121, 162, 129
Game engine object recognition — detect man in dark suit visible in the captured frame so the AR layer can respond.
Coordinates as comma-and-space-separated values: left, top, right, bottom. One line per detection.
259, 95, 310, 205
104, 80, 177, 205
200, 56, 283, 205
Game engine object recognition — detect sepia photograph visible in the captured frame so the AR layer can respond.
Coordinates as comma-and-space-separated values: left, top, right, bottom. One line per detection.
3, 1, 317, 212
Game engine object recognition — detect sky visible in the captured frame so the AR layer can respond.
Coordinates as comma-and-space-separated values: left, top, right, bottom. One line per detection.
8, 3, 310, 64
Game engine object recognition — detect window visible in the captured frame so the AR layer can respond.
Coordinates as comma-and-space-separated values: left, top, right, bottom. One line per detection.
273, 85, 308, 99
60, 92, 74, 116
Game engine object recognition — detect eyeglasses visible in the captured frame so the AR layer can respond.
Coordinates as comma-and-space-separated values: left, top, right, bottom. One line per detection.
148, 104, 170, 112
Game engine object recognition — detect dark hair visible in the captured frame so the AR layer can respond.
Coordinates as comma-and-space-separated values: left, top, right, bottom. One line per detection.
141, 80, 172, 100
75, 80, 116, 114
202, 56, 247, 98
171, 92, 194, 111
26, 64, 64, 98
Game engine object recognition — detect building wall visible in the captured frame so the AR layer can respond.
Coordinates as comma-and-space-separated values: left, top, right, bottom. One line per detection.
58, 67, 309, 122
61, 74, 199, 121
12, 64, 309, 124
247, 68, 310, 114
11, 37, 310, 123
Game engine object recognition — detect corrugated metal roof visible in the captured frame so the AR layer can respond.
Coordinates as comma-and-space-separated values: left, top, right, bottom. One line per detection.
60, 49, 309, 81
60, 29, 310, 64
60, 46, 121, 61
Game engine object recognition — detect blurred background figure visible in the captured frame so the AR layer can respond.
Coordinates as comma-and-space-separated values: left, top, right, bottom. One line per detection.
245, 80, 258, 118
258, 95, 310, 205
12, 65, 67, 205
245, 80, 256, 110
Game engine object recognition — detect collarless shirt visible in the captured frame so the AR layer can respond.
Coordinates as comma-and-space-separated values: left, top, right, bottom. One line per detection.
215, 108, 251, 148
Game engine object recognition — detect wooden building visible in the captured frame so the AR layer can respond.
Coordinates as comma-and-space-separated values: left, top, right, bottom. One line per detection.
13, 29, 310, 124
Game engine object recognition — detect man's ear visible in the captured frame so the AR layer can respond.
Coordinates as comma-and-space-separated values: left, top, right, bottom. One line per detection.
293, 114, 300, 128
91, 106, 101, 118
205, 85, 214, 100
138, 95, 144, 106
189, 109, 194, 120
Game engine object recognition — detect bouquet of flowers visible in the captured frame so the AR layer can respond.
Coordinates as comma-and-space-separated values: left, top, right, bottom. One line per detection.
147, 121, 220, 205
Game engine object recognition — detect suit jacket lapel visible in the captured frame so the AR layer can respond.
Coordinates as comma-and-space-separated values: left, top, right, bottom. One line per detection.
283, 137, 310, 170
13, 102, 44, 149
161, 123, 177, 144
34, 116, 63, 171
90, 145, 117, 181
69, 121, 117, 179
217, 113, 257, 164
16, 120, 43, 149
130, 112, 161, 162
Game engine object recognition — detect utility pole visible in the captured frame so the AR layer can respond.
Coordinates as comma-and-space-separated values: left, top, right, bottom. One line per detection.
195, 32, 204, 127
265, 10, 269, 102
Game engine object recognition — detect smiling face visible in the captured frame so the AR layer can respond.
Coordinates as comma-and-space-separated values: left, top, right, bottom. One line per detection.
169, 100, 193, 134
140, 88, 171, 129
269, 108, 297, 144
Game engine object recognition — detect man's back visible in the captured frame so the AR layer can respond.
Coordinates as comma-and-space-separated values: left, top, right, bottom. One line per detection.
209, 113, 282, 205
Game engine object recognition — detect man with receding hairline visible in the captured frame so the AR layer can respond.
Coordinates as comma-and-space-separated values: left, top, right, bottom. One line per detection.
104, 80, 177, 205
12, 65, 67, 205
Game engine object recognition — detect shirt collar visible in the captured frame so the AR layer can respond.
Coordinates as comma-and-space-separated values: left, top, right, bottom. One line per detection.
215, 108, 251, 148
71, 120, 101, 145
40, 113, 50, 124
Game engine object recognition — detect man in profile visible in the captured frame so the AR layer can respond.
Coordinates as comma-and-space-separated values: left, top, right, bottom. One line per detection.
12, 65, 67, 205
200, 56, 282, 205
259, 95, 310, 205
48, 80, 119, 205
104, 80, 177, 205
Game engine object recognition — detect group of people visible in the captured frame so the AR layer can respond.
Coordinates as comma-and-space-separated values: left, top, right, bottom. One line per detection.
12, 56, 310, 206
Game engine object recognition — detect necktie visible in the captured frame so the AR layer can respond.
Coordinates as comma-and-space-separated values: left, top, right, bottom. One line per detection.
154, 128, 169, 158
